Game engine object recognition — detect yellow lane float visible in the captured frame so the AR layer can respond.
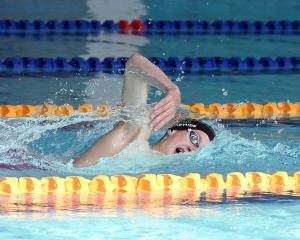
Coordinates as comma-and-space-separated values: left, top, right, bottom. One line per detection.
0, 171, 299, 195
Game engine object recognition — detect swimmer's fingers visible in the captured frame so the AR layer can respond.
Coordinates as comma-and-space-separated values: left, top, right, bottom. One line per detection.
153, 111, 175, 131
151, 103, 174, 125
150, 86, 180, 130
151, 107, 176, 131
153, 94, 172, 111
151, 99, 176, 119
151, 100, 175, 124
153, 86, 180, 109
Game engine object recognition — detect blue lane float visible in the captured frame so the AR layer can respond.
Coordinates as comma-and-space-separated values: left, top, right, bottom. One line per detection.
0, 56, 300, 73
0, 19, 300, 35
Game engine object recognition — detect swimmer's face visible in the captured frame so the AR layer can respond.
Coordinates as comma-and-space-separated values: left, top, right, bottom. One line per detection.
160, 129, 211, 154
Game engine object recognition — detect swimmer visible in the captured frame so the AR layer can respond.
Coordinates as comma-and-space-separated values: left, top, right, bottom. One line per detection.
74, 54, 215, 167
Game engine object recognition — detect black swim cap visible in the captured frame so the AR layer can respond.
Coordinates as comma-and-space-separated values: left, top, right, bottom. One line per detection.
169, 119, 215, 141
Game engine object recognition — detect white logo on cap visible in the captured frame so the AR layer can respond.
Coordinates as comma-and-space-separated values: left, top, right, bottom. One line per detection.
177, 123, 196, 128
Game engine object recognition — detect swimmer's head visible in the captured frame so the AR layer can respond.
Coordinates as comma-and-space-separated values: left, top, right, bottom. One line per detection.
152, 119, 215, 154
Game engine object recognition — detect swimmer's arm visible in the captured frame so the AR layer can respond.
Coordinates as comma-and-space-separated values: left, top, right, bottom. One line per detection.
125, 54, 181, 130
74, 122, 142, 167
74, 54, 180, 167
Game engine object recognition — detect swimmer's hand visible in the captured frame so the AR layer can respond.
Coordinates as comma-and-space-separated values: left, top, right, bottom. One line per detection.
150, 85, 181, 131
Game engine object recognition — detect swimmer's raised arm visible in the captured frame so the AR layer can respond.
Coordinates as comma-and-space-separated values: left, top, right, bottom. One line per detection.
125, 54, 181, 130
74, 53, 180, 167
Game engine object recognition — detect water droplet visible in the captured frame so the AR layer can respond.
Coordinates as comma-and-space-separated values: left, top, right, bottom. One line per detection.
176, 76, 184, 82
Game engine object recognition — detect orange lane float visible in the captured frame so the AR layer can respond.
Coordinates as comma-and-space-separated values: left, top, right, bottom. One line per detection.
0, 171, 299, 195
189, 102, 300, 120
0, 102, 299, 119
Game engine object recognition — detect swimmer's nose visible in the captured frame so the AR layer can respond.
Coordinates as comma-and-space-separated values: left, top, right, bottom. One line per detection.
175, 145, 197, 154
188, 144, 198, 152
182, 146, 191, 152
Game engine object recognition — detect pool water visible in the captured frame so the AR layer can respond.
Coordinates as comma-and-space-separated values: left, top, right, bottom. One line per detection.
1, 194, 300, 240
0, 0, 300, 239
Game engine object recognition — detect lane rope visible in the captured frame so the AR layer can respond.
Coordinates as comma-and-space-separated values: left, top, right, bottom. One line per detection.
0, 171, 299, 195
1, 56, 300, 73
0, 102, 299, 119
1, 19, 300, 35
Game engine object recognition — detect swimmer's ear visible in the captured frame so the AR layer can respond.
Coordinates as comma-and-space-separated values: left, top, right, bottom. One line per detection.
167, 129, 176, 136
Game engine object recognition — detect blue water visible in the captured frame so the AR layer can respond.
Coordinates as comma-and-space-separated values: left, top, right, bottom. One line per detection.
0, 0, 300, 239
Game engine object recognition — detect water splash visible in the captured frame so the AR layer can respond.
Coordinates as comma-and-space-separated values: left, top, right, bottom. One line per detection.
0, 109, 299, 178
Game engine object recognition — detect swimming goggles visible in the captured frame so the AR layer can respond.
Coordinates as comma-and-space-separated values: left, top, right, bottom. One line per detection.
169, 119, 215, 141
188, 129, 200, 148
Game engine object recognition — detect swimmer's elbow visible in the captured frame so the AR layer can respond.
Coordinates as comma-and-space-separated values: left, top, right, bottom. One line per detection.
126, 53, 143, 68
129, 53, 142, 61
73, 156, 96, 168
73, 157, 84, 168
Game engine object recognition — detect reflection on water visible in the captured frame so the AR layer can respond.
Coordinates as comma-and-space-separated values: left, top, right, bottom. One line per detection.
1, 196, 300, 240
1, 190, 300, 217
